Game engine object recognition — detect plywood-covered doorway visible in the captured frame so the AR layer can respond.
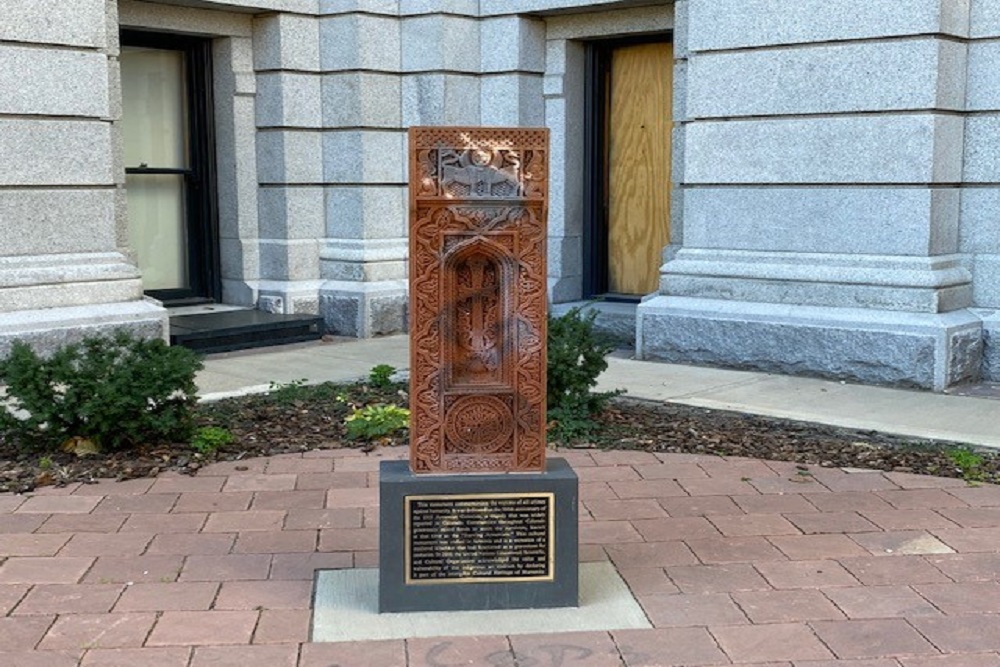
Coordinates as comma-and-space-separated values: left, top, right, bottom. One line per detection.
586, 37, 672, 298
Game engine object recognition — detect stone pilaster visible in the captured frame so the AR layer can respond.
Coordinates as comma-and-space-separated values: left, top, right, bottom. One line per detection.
637, 0, 981, 389
0, 0, 165, 354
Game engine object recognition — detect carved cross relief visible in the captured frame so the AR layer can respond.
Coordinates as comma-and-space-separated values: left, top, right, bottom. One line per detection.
408, 127, 549, 474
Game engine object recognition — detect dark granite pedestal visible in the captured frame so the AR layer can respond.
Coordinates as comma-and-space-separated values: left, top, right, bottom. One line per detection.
378, 458, 579, 613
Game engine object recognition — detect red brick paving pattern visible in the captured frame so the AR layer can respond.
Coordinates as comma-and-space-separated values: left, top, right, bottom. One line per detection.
1, 445, 1000, 665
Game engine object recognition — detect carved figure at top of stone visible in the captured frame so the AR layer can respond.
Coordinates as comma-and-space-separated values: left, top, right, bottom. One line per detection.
440, 148, 522, 199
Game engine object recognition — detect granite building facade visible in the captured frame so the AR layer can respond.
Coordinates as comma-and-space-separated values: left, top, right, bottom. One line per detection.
1, 0, 997, 390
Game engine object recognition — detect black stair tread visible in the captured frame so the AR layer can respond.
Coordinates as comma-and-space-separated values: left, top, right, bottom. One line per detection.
169, 310, 323, 355
170, 310, 321, 336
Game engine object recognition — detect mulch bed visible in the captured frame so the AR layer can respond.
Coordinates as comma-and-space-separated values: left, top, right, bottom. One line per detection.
1, 381, 996, 494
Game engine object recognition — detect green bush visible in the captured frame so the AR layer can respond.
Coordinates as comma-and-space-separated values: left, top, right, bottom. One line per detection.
344, 404, 410, 440
546, 306, 621, 442
0, 331, 203, 453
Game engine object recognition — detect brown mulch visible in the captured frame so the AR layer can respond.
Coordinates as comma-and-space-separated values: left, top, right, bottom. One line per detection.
0, 382, 997, 494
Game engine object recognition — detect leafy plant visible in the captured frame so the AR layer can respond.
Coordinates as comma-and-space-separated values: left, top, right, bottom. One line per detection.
546, 306, 623, 442
0, 331, 202, 453
38, 456, 53, 471
190, 426, 236, 454
947, 446, 986, 483
368, 364, 397, 390
344, 404, 410, 440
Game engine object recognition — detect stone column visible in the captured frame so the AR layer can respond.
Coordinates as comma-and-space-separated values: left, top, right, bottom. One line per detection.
964, 1, 1000, 380
0, 0, 165, 356
253, 13, 325, 315
316, 4, 408, 337
637, 0, 981, 390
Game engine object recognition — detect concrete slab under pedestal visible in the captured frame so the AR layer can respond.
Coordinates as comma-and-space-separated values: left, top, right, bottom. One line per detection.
311, 561, 650, 642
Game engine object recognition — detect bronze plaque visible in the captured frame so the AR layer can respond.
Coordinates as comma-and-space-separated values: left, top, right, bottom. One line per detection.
409, 127, 549, 473
405, 492, 554, 584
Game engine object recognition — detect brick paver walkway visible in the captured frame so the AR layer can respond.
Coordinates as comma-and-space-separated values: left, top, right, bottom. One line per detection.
2, 445, 1000, 666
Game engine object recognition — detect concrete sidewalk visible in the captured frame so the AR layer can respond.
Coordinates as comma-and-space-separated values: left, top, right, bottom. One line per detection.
198, 336, 1000, 449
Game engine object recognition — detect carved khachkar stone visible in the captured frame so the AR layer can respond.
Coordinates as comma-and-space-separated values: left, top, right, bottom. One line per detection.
408, 127, 549, 474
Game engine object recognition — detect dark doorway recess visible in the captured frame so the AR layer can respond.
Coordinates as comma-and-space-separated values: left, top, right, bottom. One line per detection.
584, 34, 673, 302
121, 30, 220, 306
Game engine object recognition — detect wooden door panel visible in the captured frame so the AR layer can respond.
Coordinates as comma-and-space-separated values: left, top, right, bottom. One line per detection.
608, 41, 672, 295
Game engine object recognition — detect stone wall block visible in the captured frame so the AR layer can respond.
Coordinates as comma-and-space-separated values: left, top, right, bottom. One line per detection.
980, 311, 1000, 380
0, 0, 106, 47
253, 13, 320, 71
688, 0, 961, 52
215, 85, 259, 240
962, 115, 1000, 182
322, 130, 406, 184
399, 0, 478, 15
971, 0, 1000, 38
0, 45, 110, 117
942, 0, 973, 37
401, 74, 481, 126
259, 239, 321, 281
672, 60, 687, 122
673, 0, 689, 59
320, 14, 400, 71
544, 39, 568, 77
118, 0, 255, 37
970, 255, 1000, 308
937, 39, 969, 112
479, 16, 546, 73
219, 238, 260, 283
480, 74, 545, 126
960, 188, 1000, 254
544, 97, 569, 239
928, 188, 962, 256
401, 15, 480, 73
324, 186, 407, 239
0, 190, 116, 256
319, 0, 397, 15
542, 4, 672, 40
482, 0, 665, 15
967, 42, 1000, 111
684, 115, 959, 184
547, 235, 583, 280
682, 188, 954, 256
687, 40, 950, 119
256, 130, 324, 184
256, 72, 322, 128
0, 120, 113, 185
258, 186, 325, 239
322, 72, 401, 128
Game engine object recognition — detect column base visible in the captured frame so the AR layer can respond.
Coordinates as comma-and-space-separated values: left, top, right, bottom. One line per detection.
0, 299, 168, 357
637, 296, 983, 390
320, 279, 407, 338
